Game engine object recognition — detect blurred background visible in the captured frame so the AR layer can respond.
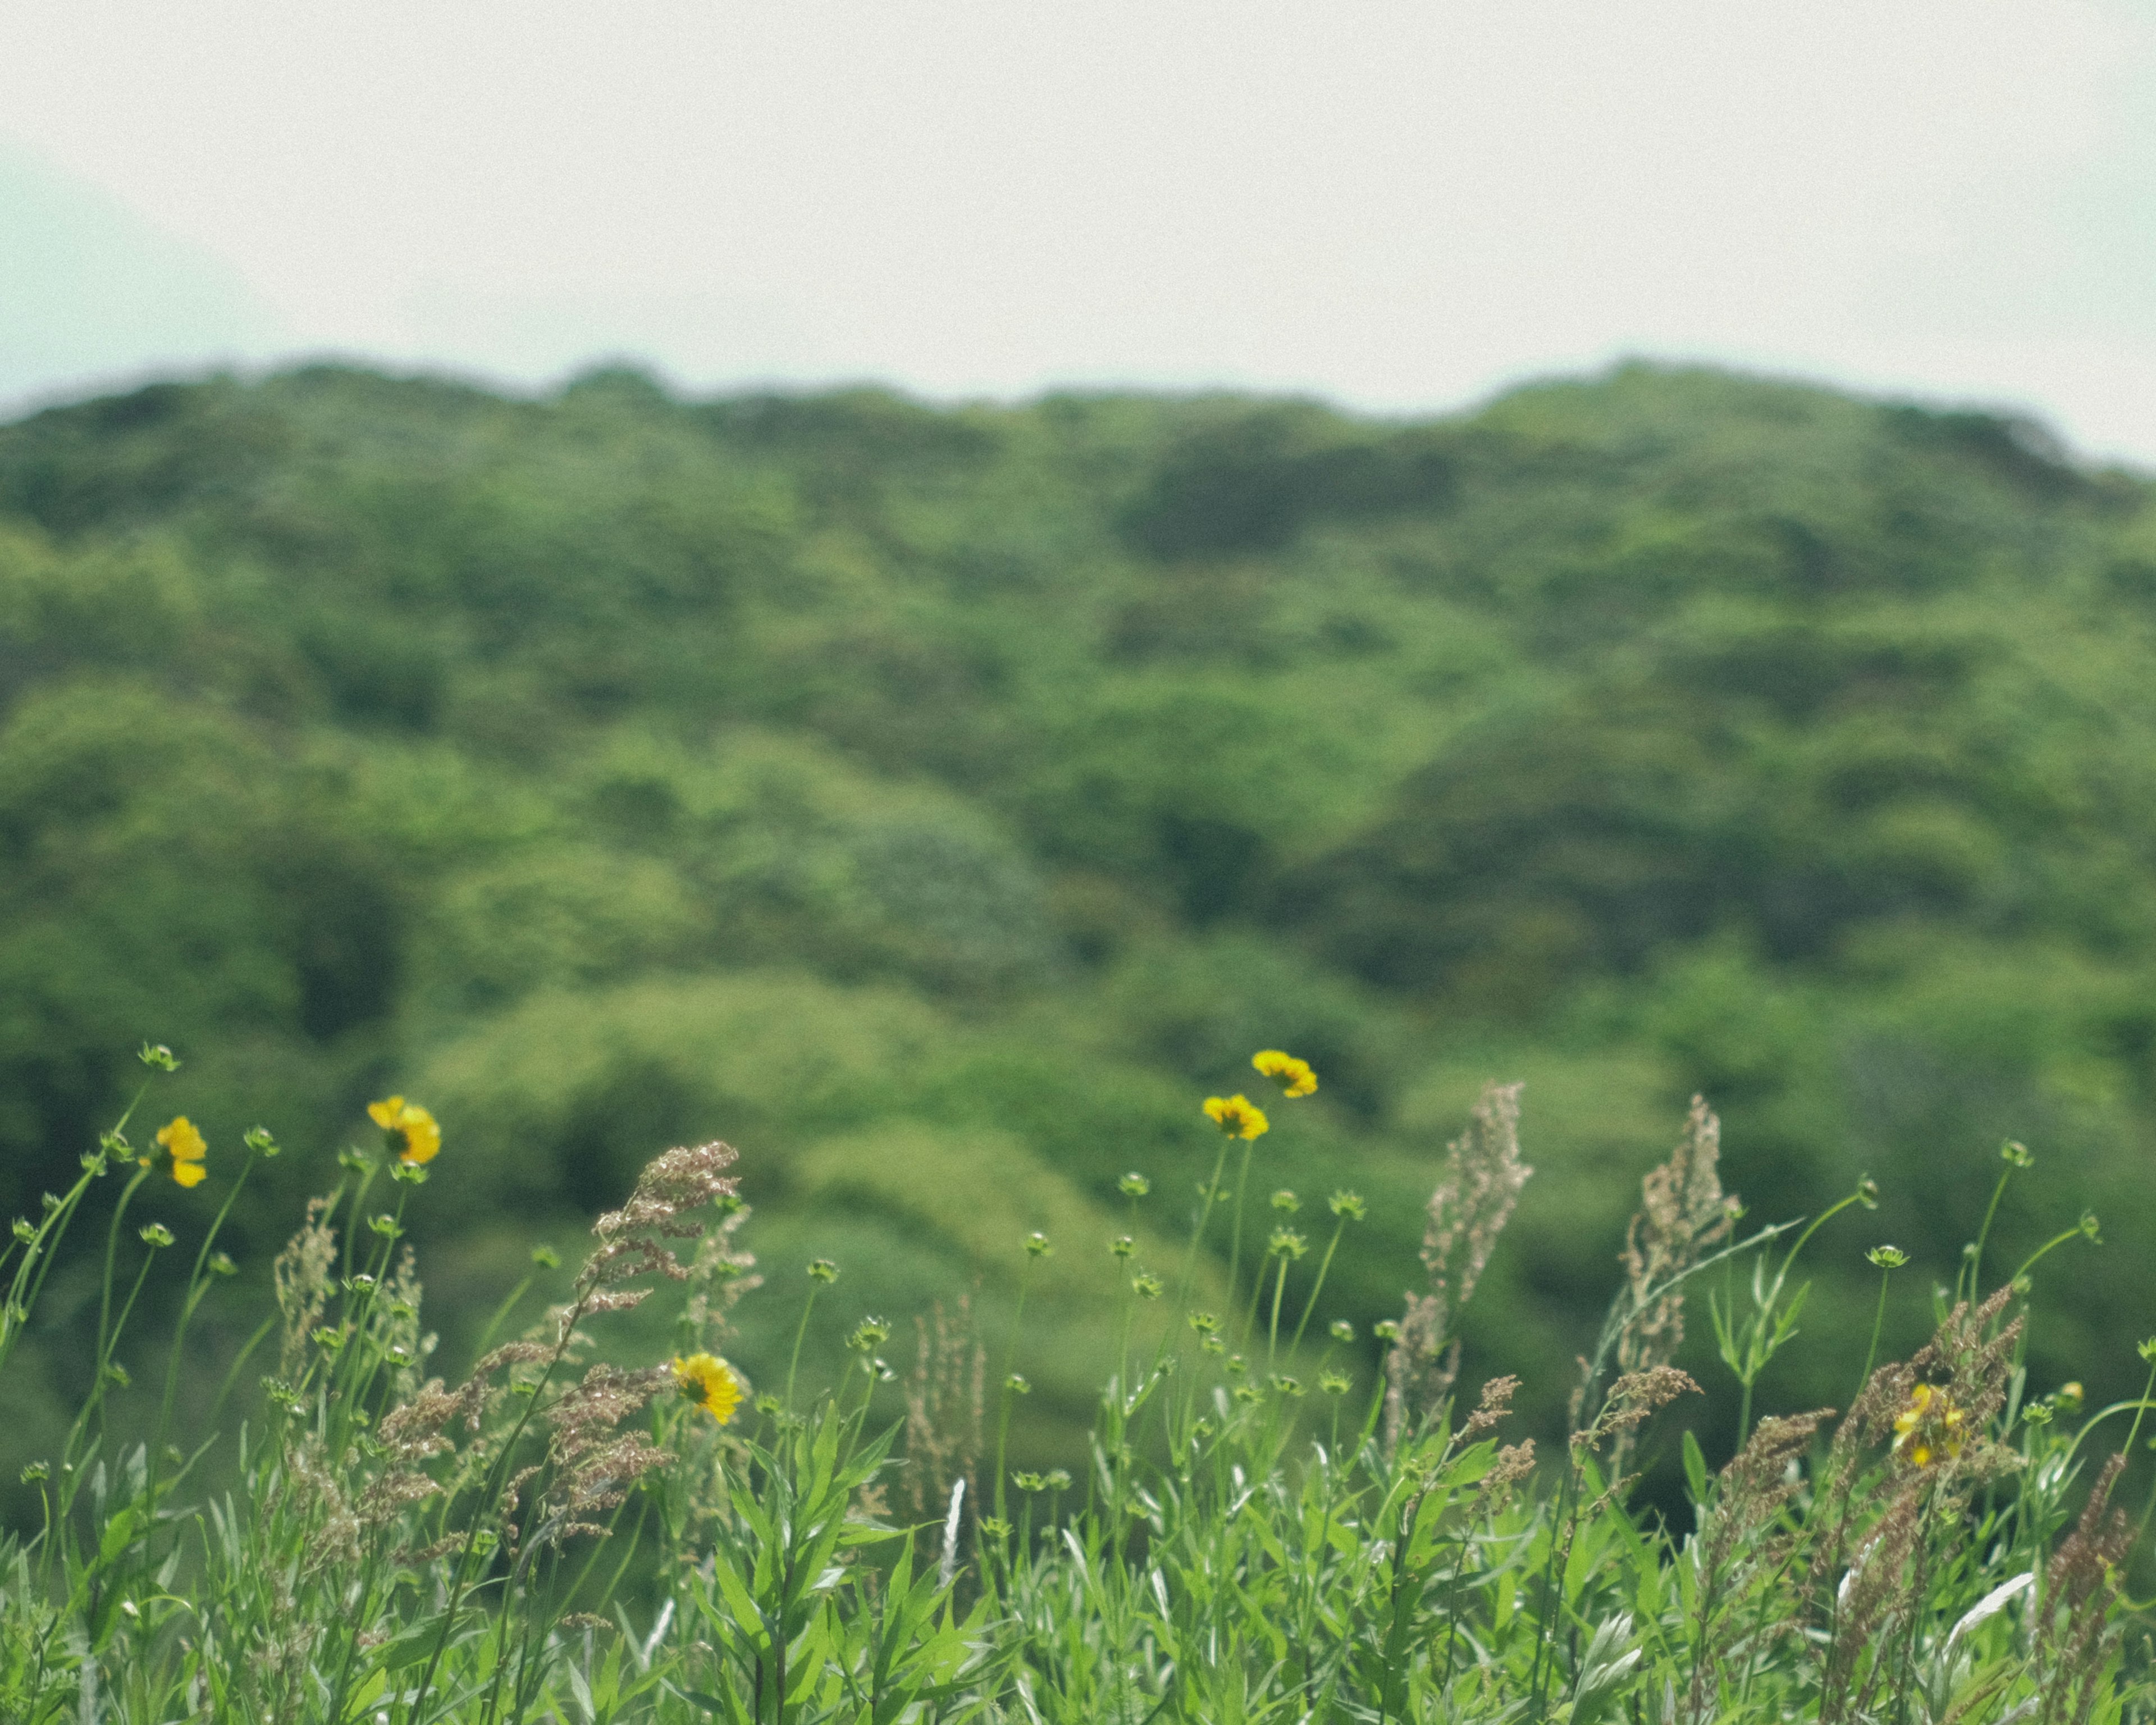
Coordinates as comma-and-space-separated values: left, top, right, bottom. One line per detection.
4, 2, 2155, 1491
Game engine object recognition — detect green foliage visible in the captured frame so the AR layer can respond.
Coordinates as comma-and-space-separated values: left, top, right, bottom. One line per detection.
4, 358, 2156, 1451
0, 1062, 2149, 1722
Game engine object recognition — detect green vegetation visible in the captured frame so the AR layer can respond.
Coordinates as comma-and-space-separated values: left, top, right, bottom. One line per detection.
2, 1048, 2150, 1722
3, 359, 2155, 1478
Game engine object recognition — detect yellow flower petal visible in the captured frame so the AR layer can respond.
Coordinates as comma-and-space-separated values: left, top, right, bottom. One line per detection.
673, 1353, 744, 1424
156, 1116, 207, 1163
367, 1096, 405, 1130
395, 1104, 441, 1166
1203, 1094, 1269, 1139
1251, 1050, 1318, 1098
171, 1158, 208, 1189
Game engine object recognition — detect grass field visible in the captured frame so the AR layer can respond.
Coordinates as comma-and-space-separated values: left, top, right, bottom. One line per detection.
2, 1041, 2149, 1724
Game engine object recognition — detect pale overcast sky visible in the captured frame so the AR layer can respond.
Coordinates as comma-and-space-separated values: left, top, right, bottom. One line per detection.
4, 2, 2155, 463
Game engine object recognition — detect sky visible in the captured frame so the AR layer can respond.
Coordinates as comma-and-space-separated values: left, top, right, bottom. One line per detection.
4, 2, 2155, 464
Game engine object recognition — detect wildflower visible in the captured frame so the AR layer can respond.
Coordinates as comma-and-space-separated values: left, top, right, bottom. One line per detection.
156, 1116, 208, 1188
1319, 1371, 1352, 1396
848, 1317, 892, 1354
1252, 1050, 1317, 1098
672, 1353, 744, 1424
1867, 1245, 1908, 1268
1270, 1189, 1300, 1213
1132, 1273, 1163, 1299
1024, 1231, 1053, 1258
139, 1222, 174, 1248
367, 1097, 441, 1166
1203, 1094, 1269, 1139
1267, 1227, 1309, 1261
1330, 1319, 1355, 1343
1893, 1381, 1968, 1468
2059, 1380, 2085, 1408
807, 1258, 839, 1283
1330, 1190, 1367, 1220
1109, 1235, 1136, 1259
1118, 1172, 1151, 1197
1188, 1311, 1220, 1334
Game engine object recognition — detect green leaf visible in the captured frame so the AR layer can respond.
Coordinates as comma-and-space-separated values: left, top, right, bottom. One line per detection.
1682, 1429, 1711, 1506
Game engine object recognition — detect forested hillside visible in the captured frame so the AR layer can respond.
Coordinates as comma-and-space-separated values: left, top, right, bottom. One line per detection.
4, 360, 2154, 1470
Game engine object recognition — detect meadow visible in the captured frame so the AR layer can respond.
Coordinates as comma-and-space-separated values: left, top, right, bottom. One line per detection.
5, 360, 2156, 1717
1, 1039, 2147, 1722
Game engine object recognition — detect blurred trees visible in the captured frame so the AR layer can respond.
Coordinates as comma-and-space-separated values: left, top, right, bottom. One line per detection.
2, 358, 2153, 1453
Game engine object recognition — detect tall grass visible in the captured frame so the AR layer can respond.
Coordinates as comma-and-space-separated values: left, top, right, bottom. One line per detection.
1, 1043, 2150, 1723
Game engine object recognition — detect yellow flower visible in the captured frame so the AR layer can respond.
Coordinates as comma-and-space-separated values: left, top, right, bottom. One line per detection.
368, 1096, 441, 1166
156, 1116, 208, 1188
1252, 1050, 1318, 1098
1203, 1094, 1269, 1140
1893, 1382, 1967, 1468
673, 1353, 744, 1424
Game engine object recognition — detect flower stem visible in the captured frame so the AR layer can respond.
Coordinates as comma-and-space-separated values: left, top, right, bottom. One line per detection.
1856, 1262, 1893, 1407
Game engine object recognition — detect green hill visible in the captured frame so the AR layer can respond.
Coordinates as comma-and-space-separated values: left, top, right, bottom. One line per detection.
3, 360, 2153, 1463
